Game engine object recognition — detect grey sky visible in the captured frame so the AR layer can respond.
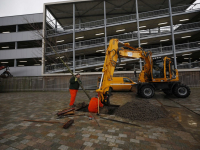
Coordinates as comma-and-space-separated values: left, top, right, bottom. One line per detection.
0, 0, 68, 17
0, 0, 199, 18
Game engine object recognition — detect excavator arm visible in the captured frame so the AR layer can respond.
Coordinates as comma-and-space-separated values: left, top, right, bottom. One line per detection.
96, 39, 152, 104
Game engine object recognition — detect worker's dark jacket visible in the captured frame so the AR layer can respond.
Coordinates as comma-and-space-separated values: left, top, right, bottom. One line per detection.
69, 76, 81, 90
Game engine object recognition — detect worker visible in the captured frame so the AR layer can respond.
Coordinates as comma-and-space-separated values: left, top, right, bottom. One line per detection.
88, 95, 104, 113
69, 73, 81, 107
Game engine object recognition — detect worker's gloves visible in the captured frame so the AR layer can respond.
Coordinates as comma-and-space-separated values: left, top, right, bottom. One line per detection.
75, 78, 78, 81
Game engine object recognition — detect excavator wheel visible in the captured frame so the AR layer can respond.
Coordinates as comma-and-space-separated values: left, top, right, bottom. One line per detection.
173, 84, 191, 98
162, 89, 173, 95
140, 85, 155, 98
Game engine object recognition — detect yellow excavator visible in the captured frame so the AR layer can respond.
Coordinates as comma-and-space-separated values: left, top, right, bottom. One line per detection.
96, 39, 190, 105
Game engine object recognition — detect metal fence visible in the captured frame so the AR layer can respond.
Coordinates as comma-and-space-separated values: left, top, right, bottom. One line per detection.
46, 22, 200, 55
0, 71, 200, 92
46, 3, 200, 37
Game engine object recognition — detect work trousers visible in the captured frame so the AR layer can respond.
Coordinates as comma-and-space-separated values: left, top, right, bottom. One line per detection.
69, 89, 78, 106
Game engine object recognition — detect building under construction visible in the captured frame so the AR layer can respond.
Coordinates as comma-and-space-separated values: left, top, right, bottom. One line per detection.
43, 0, 200, 75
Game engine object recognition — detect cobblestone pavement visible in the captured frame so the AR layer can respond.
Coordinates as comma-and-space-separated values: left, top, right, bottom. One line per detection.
0, 88, 200, 150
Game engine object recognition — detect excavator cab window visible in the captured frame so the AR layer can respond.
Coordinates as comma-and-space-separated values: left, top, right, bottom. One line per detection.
152, 59, 164, 78
170, 61, 176, 79
166, 60, 170, 78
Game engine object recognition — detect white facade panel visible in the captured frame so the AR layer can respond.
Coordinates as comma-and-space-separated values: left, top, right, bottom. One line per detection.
0, 48, 42, 60
0, 13, 43, 26
0, 31, 41, 43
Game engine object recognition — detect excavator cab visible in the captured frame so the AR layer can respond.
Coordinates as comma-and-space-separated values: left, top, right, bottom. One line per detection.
151, 57, 178, 82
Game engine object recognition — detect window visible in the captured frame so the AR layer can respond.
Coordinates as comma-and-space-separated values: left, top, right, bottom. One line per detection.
123, 78, 132, 83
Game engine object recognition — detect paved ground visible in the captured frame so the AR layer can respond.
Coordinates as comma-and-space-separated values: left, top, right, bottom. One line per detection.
0, 88, 200, 150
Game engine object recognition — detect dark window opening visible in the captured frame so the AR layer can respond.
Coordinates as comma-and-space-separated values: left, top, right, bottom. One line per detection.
18, 23, 43, 32
18, 40, 42, 49
17, 58, 42, 67
0, 42, 15, 50
0, 59, 14, 67
0, 25, 16, 33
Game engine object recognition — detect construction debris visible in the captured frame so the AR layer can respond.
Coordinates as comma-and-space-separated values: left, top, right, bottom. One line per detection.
57, 108, 75, 116
62, 119, 74, 129
115, 100, 167, 121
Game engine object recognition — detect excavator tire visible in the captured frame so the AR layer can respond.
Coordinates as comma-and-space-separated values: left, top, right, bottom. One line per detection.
140, 85, 155, 98
162, 89, 173, 95
173, 84, 191, 98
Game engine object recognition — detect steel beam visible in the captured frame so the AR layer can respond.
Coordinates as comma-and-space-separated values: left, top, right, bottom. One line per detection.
168, 0, 177, 69
104, 0, 107, 51
136, 0, 142, 70
73, 3, 75, 73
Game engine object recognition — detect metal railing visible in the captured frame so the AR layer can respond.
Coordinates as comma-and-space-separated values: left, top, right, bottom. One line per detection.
177, 61, 200, 69
45, 41, 200, 73
46, 3, 200, 37
46, 22, 200, 54
145, 41, 200, 55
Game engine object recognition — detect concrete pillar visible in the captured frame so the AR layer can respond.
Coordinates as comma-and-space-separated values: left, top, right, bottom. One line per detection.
136, 0, 142, 70
16, 25, 18, 32
189, 56, 191, 68
79, 18, 81, 30
42, 5, 47, 74
55, 20, 57, 32
14, 59, 17, 67
73, 3, 76, 73
79, 56, 81, 66
104, 0, 107, 51
15, 42, 17, 49
168, 0, 177, 69
160, 43, 162, 53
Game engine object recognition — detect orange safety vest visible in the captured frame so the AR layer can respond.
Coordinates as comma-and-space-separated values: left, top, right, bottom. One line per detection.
88, 97, 104, 113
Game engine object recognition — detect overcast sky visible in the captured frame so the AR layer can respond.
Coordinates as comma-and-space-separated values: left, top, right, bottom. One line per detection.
0, 0, 199, 18
0, 0, 68, 17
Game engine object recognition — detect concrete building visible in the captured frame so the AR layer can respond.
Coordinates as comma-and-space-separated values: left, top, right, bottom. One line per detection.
43, 0, 200, 75
0, 13, 43, 76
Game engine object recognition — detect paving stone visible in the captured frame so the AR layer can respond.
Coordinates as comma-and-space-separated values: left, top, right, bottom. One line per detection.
113, 147, 124, 150
105, 134, 113, 138
115, 140, 125, 144
106, 138, 115, 143
82, 134, 90, 137
47, 133, 55, 137
0, 139, 9, 143
130, 139, 140, 143
119, 134, 127, 138
108, 129, 115, 133
58, 145, 69, 150
20, 139, 29, 144
83, 141, 93, 147
5, 147, 18, 150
